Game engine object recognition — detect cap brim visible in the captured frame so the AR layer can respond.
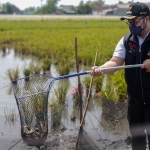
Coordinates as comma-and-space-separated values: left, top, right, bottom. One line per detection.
120, 16, 137, 20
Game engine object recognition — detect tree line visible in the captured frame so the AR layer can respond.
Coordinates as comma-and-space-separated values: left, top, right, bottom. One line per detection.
0, 0, 132, 15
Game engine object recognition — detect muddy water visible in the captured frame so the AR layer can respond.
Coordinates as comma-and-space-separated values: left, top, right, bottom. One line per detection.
0, 49, 130, 150
0, 49, 41, 149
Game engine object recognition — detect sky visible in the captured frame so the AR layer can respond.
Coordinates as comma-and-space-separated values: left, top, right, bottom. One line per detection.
0, 0, 150, 10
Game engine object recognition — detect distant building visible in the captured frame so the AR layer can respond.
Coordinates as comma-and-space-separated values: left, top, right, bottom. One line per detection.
92, 3, 150, 16
56, 5, 76, 15
63, 8, 76, 14
113, 4, 130, 16
11, 3, 24, 14
92, 5, 114, 16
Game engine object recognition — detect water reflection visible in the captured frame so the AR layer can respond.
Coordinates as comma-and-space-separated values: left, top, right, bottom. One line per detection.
7, 86, 13, 95
102, 98, 127, 127
101, 98, 129, 138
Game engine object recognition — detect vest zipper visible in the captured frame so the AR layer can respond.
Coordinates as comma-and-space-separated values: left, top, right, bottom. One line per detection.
139, 45, 146, 104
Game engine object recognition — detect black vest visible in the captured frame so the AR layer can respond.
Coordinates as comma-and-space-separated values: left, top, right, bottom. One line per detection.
124, 32, 150, 104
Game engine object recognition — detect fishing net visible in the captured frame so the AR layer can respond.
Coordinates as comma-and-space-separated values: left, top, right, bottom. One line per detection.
11, 73, 125, 150
76, 128, 101, 150
11, 74, 54, 148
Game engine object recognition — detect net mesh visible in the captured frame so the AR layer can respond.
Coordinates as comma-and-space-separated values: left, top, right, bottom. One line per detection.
76, 128, 101, 150
12, 74, 54, 147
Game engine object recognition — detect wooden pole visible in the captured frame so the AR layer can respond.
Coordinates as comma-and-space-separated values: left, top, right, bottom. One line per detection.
75, 51, 98, 149
75, 37, 83, 123
80, 51, 98, 126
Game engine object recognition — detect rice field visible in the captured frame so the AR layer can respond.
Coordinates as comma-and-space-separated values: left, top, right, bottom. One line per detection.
0, 15, 129, 101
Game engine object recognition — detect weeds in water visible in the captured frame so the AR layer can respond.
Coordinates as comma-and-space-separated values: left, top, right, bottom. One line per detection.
42, 58, 52, 72
48, 82, 69, 128
84, 76, 91, 90
57, 63, 71, 76
101, 75, 115, 101
6, 67, 19, 81
110, 70, 127, 102
48, 99, 62, 129
23, 67, 31, 81
29, 62, 42, 74
23, 68, 31, 77
84, 76, 104, 97
54, 83, 69, 104
83, 76, 92, 97
4, 104, 18, 124
101, 70, 127, 102
94, 76, 104, 93
2, 45, 6, 52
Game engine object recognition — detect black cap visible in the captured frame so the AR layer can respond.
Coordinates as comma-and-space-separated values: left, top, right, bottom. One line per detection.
120, 2, 150, 20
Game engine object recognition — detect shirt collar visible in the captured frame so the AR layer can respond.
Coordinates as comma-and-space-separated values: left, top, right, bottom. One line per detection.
137, 30, 150, 40
137, 30, 150, 46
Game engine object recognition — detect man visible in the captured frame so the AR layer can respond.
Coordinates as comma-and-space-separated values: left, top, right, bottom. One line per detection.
92, 2, 150, 150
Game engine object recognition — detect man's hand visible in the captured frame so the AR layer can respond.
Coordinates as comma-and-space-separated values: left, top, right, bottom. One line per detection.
91, 66, 103, 76
142, 59, 150, 70
91, 56, 124, 76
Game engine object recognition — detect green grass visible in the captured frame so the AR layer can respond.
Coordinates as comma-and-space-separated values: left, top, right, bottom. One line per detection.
0, 19, 128, 66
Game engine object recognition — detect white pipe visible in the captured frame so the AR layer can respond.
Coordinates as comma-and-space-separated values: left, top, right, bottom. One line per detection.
100, 64, 142, 72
